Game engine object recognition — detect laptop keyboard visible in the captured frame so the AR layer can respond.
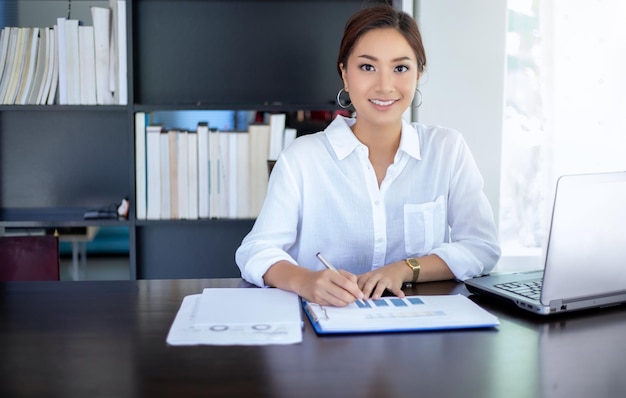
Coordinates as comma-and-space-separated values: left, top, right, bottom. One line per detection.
494, 279, 543, 301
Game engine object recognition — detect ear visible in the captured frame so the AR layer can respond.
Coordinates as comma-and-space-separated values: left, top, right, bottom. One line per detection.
339, 62, 348, 91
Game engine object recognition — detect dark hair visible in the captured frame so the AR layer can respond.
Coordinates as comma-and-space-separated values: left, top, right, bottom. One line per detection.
337, 4, 426, 77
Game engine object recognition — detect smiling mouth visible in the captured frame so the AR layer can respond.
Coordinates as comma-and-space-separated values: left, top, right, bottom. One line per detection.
370, 99, 396, 106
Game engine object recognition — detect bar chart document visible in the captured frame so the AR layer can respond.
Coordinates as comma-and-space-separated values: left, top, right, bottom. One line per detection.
303, 294, 499, 335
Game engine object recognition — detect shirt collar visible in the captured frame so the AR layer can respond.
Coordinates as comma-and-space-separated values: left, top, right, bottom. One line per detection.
325, 115, 422, 161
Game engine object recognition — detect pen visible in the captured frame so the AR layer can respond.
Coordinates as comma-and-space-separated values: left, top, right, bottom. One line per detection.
316, 252, 339, 272
316, 252, 365, 305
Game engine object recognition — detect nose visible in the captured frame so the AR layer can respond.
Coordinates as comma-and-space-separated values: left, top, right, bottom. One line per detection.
376, 69, 394, 93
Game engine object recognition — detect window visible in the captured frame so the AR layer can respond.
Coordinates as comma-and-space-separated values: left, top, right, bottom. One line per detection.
499, 0, 626, 262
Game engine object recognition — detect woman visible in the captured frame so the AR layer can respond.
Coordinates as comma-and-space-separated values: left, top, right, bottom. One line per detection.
236, 4, 500, 306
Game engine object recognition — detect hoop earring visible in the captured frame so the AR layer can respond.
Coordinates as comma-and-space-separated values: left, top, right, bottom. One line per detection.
412, 88, 423, 109
336, 88, 352, 109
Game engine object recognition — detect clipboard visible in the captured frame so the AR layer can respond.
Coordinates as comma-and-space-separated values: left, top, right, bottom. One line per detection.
303, 294, 499, 335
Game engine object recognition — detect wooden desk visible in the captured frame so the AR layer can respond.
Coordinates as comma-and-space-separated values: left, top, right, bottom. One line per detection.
1, 279, 625, 398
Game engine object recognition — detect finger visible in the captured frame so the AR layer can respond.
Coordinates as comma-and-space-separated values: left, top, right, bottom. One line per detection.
370, 281, 388, 300
332, 271, 364, 301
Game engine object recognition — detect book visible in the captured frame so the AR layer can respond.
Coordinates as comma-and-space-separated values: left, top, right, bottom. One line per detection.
55, 18, 68, 104
161, 129, 172, 219
78, 25, 97, 105
0, 27, 19, 104
16, 27, 39, 105
177, 130, 189, 219
146, 124, 163, 220
197, 122, 210, 219
248, 123, 271, 217
187, 130, 199, 220
27, 27, 48, 105
283, 127, 297, 150
3, 27, 27, 105
162, 129, 180, 220
227, 132, 239, 219
209, 128, 220, 218
91, 6, 114, 105
0, 27, 11, 90
236, 132, 250, 219
217, 131, 230, 219
44, 28, 58, 105
64, 19, 80, 105
268, 113, 286, 161
135, 112, 147, 219
109, 0, 127, 105
303, 294, 499, 335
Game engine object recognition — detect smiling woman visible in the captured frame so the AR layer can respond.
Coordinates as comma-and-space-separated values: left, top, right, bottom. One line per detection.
235, 4, 500, 307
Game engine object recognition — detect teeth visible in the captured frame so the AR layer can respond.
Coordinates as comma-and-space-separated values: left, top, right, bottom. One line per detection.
371, 99, 394, 106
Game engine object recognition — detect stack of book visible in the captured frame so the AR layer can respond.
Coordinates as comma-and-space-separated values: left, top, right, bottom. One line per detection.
0, 0, 127, 105
135, 112, 297, 220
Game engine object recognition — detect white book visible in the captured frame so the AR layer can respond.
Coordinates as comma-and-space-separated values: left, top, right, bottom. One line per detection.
64, 19, 80, 105
91, 6, 114, 105
187, 130, 199, 220
78, 26, 97, 104
78, 25, 97, 105
146, 125, 163, 220
0, 28, 19, 104
0, 27, 11, 88
28, 27, 48, 105
55, 18, 68, 104
134, 112, 147, 219
283, 127, 297, 151
209, 128, 221, 218
160, 130, 171, 220
177, 130, 189, 219
110, 0, 127, 104
236, 132, 250, 219
3, 27, 27, 105
167, 129, 178, 219
227, 132, 239, 219
16, 27, 39, 105
268, 113, 286, 160
248, 124, 271, 217
218, 132, 231, 219
197, 122, 210, 219
45, 28, 58, 105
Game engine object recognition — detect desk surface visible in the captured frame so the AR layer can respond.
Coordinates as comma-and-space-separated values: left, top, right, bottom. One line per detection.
1, 279, 625, 398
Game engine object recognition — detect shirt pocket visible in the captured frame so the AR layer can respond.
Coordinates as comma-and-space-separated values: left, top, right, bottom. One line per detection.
404, 196, 446, 255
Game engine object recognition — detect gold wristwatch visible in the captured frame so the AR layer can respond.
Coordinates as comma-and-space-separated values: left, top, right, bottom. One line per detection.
405, 258, 421, 283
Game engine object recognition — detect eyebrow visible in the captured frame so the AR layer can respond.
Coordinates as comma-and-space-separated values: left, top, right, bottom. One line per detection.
357, 54, 414, 63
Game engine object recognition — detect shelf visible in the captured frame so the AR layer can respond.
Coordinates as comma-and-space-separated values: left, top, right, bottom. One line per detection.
0, 208, 130, 228
0, 105, 129, 112
133, 103, 341, 113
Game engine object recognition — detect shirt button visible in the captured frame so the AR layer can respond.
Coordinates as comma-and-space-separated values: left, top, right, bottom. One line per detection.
376, 238, 384, 243
374, 200, 380, 206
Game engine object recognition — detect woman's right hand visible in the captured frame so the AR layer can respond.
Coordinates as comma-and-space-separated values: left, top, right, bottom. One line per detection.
296, 269, 365, 307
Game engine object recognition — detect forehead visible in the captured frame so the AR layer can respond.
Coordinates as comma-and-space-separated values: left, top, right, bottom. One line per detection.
351, 27, 414, 60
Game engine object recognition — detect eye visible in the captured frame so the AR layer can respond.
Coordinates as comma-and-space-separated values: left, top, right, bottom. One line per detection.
395, 65, 409, 73
359, 64, 376, 72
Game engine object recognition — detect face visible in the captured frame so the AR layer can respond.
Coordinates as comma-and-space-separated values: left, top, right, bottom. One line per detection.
340, 28, 420, 128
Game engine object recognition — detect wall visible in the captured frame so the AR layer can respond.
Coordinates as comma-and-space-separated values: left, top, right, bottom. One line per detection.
415, 0, 507, 227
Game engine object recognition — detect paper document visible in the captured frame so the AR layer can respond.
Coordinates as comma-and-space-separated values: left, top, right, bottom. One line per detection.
304, 294, 499, 334
167, 288, 303, 345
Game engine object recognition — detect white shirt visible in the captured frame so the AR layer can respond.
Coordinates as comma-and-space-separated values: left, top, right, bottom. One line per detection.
236, 115, 500, 287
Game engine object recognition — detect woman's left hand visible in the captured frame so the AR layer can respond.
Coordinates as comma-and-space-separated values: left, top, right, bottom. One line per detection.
356, 261, 409, 300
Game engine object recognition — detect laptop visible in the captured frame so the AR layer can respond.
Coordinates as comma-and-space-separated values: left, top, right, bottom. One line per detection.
465, 171, 626, 315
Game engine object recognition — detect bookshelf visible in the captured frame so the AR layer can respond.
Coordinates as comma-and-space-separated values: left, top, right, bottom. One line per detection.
1, 0, 401, 279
